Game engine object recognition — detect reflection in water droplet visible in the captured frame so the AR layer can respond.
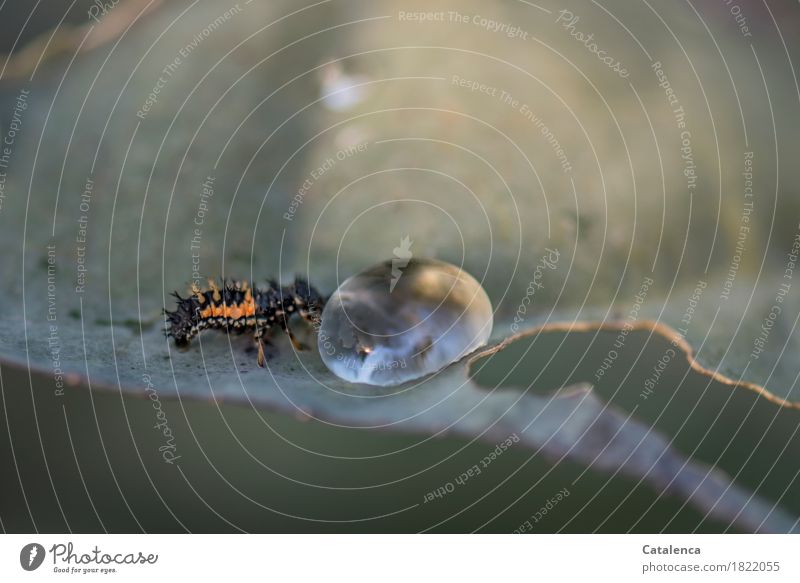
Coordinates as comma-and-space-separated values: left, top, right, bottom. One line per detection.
318, 258, 493, 386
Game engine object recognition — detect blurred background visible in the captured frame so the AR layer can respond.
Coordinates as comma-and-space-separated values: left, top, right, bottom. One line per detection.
1, 0, 799, 532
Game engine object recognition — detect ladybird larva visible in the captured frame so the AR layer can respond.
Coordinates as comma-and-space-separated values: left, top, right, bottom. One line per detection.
164, 276, 325, 367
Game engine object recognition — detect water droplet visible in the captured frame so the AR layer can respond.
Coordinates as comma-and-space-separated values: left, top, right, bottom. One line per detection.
318, 258, 493, 385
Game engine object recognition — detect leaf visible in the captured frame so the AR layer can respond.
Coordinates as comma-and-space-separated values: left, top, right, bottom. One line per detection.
470, 321, 800, 533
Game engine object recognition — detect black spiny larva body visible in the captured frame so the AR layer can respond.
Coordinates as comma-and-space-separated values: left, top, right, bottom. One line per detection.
164, 277, 325, 367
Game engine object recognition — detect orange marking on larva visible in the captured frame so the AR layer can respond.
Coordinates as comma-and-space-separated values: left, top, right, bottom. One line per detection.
191, 283, 205, 304
200, 306, 213, 319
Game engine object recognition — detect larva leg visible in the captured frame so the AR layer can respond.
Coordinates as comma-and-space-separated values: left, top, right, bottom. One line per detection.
280, 319, 307, 351
256, 339, 265, 367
